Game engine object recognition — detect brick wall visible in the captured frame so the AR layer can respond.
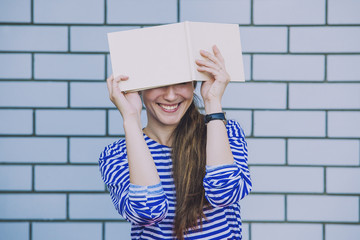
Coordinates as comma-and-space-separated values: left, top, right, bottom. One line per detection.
0, 0, 359, 239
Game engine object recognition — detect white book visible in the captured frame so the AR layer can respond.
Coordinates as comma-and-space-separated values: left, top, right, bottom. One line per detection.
107, 21, 245, 92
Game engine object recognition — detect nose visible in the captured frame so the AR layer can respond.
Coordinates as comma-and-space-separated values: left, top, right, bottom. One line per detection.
163, 85, 177, 101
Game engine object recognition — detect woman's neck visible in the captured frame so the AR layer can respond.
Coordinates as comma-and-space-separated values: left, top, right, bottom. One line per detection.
143, 124, 175, 147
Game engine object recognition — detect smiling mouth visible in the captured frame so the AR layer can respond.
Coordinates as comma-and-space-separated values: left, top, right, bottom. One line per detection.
158, 103, 180, 112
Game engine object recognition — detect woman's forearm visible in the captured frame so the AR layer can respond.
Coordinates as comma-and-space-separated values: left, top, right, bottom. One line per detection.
123, 117, 161, 186
205, 101, 234, 166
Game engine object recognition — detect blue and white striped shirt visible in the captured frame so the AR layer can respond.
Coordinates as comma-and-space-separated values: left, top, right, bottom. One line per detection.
99, 120, 252, 239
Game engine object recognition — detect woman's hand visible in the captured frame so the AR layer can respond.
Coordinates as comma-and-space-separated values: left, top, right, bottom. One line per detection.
106, 75, 142, 122
195, 45, 231, 113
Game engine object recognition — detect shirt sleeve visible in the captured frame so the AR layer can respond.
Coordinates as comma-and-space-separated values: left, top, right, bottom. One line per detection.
98, 139, 168, 226
203, 120, 252, 207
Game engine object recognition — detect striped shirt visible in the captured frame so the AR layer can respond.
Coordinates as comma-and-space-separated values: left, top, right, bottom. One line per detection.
99, 120, 252, 239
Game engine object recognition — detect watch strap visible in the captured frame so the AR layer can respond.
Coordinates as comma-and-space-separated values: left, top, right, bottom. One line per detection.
204, 112, 227, 124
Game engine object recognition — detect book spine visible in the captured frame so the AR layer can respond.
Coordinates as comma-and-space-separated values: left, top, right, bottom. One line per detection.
184, 21, 195, 80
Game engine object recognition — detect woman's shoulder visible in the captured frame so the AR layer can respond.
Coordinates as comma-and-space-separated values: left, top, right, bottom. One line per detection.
99, 138, 127, 163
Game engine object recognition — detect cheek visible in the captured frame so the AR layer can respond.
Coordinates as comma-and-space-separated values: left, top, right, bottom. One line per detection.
184, 88, 195, 100
179, 85, 195, 99
141, 96, 153, 110
186, 93, 194, 101
142, 90, 158, 105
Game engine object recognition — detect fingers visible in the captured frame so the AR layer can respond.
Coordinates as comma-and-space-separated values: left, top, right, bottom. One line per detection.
197, 65, 230, 82
197, 65, 220, 78
106, 75, 114, 97
196, 46, 225, 73
108, 75, 128, 91
212, 45, 225, 63
107, 75, 129, 103
199, 49, 223, 68
197, 45, 227, 76
196, 59, 223, 72
112, 75, 127, 97
196, 46, 231, 85
199, 45, 225, 66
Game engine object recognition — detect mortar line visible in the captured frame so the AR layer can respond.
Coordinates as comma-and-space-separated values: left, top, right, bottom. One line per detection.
248, 222, 252, 240
68, 26, 71, 52
250, 54, 254, 81
324, 54, 328, 82
31, 53, 35, 80
285, 138, 288, 165
104, 53, 108, 80
177, 0, 180, 22
358, 197, 360, 222
324, 166, 327, 194
250, 0, 254, 25
31, 0, 34, 24
29, 221, 33, 240
287, 26, 290, 53
325, 110, 328, 138
32, 109, 36, 136
102, 222, 106, 240
104, 0, 107, 24
66, 194, 70, 220
106, 109, 109, 136
251, 110, 254, 137
285, 194, 288, 221
32, 164, 35, 192
286, 82, 289, 110
67, 137, 70, 164
325, 0, 329, 25
67, 81, 71, 109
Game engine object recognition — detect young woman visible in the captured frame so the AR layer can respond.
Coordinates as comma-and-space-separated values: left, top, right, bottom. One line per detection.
99, 45, 252, 239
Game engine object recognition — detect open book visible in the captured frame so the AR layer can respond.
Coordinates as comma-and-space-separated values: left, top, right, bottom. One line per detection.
107, 21, 245, 92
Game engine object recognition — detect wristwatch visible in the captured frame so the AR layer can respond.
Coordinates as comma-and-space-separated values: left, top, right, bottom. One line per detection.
204, 112, 227, 125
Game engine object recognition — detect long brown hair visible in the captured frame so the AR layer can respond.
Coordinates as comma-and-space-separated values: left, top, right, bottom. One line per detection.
171, 95, 209, 239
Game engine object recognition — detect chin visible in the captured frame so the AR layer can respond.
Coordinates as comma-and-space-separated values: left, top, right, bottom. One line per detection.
159, 117, 182, 127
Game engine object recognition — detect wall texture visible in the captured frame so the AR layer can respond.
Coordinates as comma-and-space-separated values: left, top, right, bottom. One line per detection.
0, 0, 359, 239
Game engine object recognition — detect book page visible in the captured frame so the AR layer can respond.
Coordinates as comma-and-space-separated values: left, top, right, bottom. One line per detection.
108, 23, 192, 92
185, 21, 245, 82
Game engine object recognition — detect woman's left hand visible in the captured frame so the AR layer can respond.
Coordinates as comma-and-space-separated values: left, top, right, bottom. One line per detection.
195, 45, 231, 113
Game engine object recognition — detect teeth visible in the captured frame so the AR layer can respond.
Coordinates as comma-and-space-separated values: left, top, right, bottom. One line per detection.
160, 104, 178, 110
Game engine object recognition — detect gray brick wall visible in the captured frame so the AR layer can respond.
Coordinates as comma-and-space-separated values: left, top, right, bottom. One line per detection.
0, 0, 359, 239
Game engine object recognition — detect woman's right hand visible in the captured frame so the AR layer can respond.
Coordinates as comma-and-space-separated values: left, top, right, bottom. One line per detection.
106, 75, 143, 122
